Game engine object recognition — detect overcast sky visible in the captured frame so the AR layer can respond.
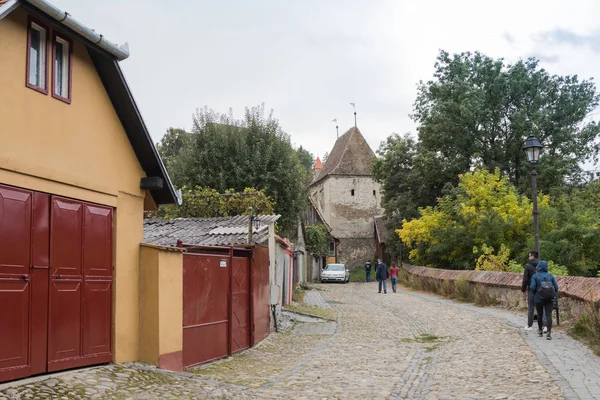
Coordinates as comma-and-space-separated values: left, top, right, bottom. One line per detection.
51, 0, 600, 163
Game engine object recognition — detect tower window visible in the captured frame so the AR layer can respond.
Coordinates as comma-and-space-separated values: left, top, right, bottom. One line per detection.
373, 190, 376, 196
351, 189, 355, 196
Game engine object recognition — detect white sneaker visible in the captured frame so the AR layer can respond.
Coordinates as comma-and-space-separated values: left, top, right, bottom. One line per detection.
543, 326, 548, 333
525, 326, 533, 331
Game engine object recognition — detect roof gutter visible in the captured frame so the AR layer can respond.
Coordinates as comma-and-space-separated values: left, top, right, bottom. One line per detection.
0, 0, 21, 20
25, 0, 129, 60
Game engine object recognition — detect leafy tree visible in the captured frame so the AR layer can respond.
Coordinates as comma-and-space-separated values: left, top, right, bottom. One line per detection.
296, 146, 315, 172
305, 224, 330, 257
413, 50, 600, 196
159, 187, 274, 219
158, 104, 306, 233
156, 128, 192, 185
399, 169, 550, 270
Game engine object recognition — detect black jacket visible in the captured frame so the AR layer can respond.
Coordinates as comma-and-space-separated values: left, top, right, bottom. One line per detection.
521, 258, 539, 292
365, 263, 372, 272
376, 263, 388, 281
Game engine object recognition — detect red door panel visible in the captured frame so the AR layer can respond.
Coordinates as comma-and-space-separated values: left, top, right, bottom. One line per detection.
48, 280, 82, 364
48, 198, 113, 371
83, 205, 112, 278
48, 197, 83, 367
82, 281, 111, 356
231, 257, 250, 353
82, 204, 112, 357
30, 192, 50, 376
0, 185, 32, 382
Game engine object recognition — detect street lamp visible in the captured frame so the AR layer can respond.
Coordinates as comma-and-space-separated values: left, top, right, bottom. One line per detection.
523, 135, 543, 255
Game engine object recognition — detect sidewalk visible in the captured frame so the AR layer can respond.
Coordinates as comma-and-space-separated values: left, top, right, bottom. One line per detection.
406, 289, 600, 400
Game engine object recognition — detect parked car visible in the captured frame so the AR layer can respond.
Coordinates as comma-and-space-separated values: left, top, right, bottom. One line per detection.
321, 263, 349, 283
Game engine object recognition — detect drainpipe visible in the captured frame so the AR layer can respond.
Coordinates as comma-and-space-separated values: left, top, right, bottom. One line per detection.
25, 0, 129, 60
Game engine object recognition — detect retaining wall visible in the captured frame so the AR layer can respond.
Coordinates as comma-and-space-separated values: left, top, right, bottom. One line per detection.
403, 265, 600, 323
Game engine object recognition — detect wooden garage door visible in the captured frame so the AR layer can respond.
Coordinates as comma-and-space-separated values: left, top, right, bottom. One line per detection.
0, 184, 113, 383
48, 196, 113, 372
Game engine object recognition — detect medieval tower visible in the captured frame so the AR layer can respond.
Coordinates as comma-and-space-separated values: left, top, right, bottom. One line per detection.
307, 127, 383, 268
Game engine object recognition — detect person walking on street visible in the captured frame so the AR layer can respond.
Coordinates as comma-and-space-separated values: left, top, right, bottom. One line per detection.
530, 260, 559, 340
521, 251, 540, 331
376, 259, 388, 294
389, 264, 399, 293
365, 261, 372, 283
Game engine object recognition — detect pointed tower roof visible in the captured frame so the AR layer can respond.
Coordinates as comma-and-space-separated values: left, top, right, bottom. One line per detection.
312, 157, 323, 170
310, 127, 376, 185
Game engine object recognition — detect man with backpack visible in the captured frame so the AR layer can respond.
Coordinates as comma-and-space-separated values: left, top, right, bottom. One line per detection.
521, 251, 540, 331
530, 260, 559, 340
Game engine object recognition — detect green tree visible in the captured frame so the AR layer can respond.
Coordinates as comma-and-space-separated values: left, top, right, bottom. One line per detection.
399, 169, 550, 270
167, 104, 306, 233
305, 224, 330, 257
413, 50, 600, 196
156, 128, 192, 185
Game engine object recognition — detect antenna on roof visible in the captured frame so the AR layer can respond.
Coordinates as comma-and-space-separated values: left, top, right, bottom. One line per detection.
350, 103, 357, 127
332, 118, 339, 138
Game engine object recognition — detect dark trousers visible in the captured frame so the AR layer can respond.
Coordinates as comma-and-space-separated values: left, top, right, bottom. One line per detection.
536, 301, 553, 333
366, 270, 371, 282
528, 290, 547, 327
378, 279, 387, 293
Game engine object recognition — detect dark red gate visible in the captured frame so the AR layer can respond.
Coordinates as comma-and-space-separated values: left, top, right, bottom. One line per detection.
48, 197, 113, 371
252, 245, 270, 344
182, 245, 270, 368
0, 184, 113, 383
182, 252, 229, 367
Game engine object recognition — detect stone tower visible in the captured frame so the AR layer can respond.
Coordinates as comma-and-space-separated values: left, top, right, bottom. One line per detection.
307, 127, 383, 268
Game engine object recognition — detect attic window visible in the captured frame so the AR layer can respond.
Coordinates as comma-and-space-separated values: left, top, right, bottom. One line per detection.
27, 20, 48, 93
52, 34, 72, 102
351, 189, 355, 196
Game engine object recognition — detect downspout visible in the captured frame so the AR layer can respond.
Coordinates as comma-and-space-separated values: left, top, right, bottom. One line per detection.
25, 0, 129, 60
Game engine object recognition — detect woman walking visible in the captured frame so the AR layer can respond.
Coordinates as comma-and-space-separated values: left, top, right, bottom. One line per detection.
530, 261, 559, 340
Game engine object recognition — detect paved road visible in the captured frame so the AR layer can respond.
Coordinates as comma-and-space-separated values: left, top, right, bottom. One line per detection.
1, 282, 599, 399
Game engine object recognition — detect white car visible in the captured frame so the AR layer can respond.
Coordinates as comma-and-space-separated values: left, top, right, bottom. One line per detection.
321, 263, 350, 284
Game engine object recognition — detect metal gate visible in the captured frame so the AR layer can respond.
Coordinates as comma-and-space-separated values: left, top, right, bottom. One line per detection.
182, 245, 271, 368
0, 184, 113, 383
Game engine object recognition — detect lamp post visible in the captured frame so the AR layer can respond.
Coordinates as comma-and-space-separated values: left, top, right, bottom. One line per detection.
393, 212, 403, 267
523, 135, 543, 255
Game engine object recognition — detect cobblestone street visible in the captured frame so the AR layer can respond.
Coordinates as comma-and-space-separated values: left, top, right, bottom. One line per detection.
1, 282, 600, 399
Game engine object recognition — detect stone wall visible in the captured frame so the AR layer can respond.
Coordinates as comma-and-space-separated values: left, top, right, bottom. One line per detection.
338, 237, 376, 269
403, 265, 600, 324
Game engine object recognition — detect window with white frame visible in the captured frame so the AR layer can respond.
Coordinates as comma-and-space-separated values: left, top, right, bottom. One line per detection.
53, 36, 71, 101
27, 21, 47, 91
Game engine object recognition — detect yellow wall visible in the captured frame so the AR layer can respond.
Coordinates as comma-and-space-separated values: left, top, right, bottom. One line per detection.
0, 9, 152, 362
139, 245, 183, 369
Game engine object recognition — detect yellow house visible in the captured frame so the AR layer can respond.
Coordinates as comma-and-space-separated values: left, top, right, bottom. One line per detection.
0, 0, 180, 382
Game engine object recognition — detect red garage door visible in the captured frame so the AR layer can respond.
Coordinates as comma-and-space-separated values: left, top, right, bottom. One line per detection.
0, 184, 113, 383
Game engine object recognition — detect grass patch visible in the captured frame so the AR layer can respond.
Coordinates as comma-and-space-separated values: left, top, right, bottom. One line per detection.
570, 301, 600, 357
284, 304, 337, 321
349, 268, 366, 282
400, 333, 443, 344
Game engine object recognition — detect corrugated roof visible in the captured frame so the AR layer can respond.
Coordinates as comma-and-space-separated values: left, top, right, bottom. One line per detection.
311, 126, 376, 185
143, 215, 280, 247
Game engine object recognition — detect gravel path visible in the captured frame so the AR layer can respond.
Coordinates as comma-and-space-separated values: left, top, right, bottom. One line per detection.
1, 282, 599, 399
